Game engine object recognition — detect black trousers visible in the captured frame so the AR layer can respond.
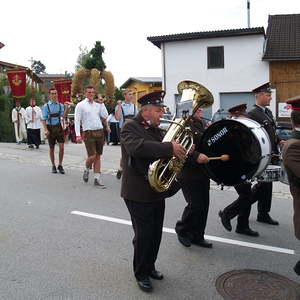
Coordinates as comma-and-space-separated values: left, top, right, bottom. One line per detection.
109, 122, 119, 144
223, 181, 273, 228
175, 179, 210, 241
27, 128, 41, 147
124, 199, 165, 280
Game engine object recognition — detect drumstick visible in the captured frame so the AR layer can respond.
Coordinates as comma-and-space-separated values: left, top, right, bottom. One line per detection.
271, 154, 280, 157
208, 154, 230, 161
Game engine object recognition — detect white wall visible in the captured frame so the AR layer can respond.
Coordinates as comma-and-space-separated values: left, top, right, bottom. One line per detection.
161, 35, 269, 115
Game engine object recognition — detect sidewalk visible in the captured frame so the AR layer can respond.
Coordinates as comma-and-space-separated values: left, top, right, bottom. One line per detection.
0, 142, 292, 199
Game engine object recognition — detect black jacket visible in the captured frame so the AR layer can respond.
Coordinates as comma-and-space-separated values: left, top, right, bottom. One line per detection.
120, 113, 173, 202
248, 105, 278, 153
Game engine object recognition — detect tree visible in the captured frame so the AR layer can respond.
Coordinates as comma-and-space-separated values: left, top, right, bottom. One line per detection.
31, 60, 46, 74
114, 87, 124, 101
75, 41, 106, 71
75, 45, 90, 70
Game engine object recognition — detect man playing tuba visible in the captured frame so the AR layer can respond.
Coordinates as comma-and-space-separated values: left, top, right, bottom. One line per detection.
120, 90, 186, 293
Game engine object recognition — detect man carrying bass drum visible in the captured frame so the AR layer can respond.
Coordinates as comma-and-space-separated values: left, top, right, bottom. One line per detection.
219, 104, 260, 236
175, 107, 213, 248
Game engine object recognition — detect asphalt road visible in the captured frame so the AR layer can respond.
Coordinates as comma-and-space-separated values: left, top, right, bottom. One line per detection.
0, 142, 299, 299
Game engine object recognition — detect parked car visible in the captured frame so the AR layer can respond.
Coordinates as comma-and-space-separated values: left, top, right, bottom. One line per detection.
276, 122, 292, 141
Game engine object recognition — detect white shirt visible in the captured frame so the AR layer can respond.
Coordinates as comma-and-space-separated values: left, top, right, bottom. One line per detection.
12, 107, 26, 123
74, 98, 108, 136
107, 113, 118, 123
25, 106, 42, 129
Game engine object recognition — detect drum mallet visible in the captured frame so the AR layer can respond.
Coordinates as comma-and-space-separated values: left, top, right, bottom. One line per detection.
208, 154, 230, 162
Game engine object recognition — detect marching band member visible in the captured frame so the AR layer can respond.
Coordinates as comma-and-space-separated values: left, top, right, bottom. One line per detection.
11, 99, 27, 144
219, 104, 259, 236
120, 91, 186, 292
175, 107, 212, 248
282, 97, 300, 275
248, 83, 279, 225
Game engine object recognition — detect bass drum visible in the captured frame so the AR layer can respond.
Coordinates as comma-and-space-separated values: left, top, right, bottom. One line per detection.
200, 118, 271, 186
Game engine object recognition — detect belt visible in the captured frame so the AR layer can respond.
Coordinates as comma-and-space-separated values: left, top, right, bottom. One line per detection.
84, 129, 103, 133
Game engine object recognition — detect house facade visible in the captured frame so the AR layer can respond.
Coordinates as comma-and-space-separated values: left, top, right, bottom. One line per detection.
148, 28, 270, 118
120, 77, 162, 105
263, 14, 300, 122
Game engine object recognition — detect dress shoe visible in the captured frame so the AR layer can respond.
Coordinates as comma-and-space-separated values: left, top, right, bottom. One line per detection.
35, 145, 39, 149
116, 169, 122, 180
176, 233, 191, 247
236, 227, 259, 237
294, 260, 300, 276
149, 269, 164, 280
218, 210, 232, 231
257, 214, 279, 225
192, 239, 213, 248
28, 144, 34, 149
52, 166, 57, 174
57, 165, 65, 174
83, 170, 89, 182
136, 277, 153, 292
94, 179, 106, 189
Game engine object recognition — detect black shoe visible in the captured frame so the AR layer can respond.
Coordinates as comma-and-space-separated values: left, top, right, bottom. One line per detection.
136, 277, 153, 292
236, 227, 259, 237
83, 170, 89, 183
116, 169, 122, 180
176, 233, 191, 247
219, 210, 232, 231
294, 260, 300, 276
35, 145, 39, 149
28, 144, 34, 149
192, 239, 213, 248
57, 165, 65, 174
149, 269, 164, 280
257, 214, 279, 225
52, 166, 57, 174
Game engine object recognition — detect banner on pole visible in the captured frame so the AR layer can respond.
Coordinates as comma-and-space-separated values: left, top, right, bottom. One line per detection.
6, 69, 27, 98
54, 80, 72, 104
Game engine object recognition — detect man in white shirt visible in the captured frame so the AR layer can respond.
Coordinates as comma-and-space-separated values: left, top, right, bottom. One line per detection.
11, 99, 27, 144
75, 86, 108, 187
25, 99, 42, 149
115, 89, 138, 179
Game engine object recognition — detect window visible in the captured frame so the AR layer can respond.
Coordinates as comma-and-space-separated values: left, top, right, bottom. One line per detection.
207, 46, 224, 69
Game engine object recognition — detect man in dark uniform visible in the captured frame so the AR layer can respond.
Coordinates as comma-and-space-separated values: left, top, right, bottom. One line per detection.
175, 107, 213, 247
247, 82, 279, 225
121, 91, 186, 292
282, 97, 300, 275
219, 104, 259, 236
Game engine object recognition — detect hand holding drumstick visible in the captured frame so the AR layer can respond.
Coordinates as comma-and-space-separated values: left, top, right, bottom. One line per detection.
207, 154, 230, 162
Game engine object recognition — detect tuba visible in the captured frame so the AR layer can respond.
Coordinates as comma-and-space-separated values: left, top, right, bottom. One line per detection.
148, 80, 214, 192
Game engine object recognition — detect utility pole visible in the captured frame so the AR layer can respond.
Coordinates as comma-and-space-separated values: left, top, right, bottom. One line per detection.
247, 0, 251, 28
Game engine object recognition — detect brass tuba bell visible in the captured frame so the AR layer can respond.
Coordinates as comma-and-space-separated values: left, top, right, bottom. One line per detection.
148, 80, 214, 193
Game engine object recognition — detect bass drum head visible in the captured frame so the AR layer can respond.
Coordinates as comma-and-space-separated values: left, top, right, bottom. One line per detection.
200, 119, 261, 186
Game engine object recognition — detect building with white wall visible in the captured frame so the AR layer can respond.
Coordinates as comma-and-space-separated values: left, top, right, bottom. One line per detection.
148, 28, 269, 118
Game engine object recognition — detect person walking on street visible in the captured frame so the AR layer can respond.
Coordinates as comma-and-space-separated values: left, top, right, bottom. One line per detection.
74, 86, 108, 188
121, 91, 186, 293
115, 89, 138, 179
25, 99, 42, 149
11, 99, 27, 144
41, 88, 65, 174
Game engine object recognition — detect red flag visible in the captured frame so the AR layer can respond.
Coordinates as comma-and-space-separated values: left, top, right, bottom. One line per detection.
54, 80, 72, 104
6, 69, 26, 98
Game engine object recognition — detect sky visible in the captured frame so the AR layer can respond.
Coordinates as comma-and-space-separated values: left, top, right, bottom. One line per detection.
1, 0, 300, 87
